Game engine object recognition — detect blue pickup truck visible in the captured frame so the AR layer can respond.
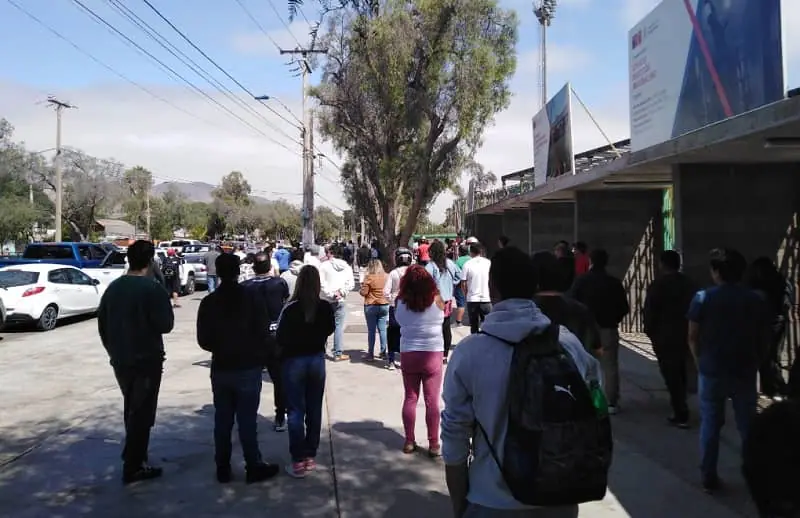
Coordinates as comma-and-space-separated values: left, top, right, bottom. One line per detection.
0, 242, 111, 269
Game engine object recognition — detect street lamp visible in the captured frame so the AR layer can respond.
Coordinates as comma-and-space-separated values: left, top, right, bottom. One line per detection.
533, 0, 557, 107
254, 94, 304, 127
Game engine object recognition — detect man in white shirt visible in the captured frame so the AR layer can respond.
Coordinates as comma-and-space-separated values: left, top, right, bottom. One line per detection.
461, 243, 492, 334
318, 244, 354, 361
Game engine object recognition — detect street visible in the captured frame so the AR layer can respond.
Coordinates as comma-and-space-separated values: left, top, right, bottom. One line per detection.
0, 291, 759, 518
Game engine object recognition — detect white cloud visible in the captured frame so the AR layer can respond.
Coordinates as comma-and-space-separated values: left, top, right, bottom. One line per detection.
0, 80, 346, 208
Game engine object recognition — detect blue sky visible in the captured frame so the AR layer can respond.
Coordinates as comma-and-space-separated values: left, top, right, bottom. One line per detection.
0, 0, 797, 220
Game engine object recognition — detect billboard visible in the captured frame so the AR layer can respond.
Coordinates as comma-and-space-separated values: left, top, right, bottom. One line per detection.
532, 83, 575, 187
629, 0, 784, 152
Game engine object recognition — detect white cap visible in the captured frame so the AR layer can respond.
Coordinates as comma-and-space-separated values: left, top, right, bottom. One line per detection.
465, 236, 479, 244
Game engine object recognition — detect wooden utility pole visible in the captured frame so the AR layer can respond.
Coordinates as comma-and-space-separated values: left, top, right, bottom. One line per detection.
145, 188, 151, 239
280, 47, 327, 248
46, 97, 76, 242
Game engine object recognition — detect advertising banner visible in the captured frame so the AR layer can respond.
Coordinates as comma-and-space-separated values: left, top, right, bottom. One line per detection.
629, 0, 784, 152
532, 83, 575, 187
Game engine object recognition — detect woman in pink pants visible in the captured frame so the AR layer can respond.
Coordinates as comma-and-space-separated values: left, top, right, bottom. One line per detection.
394, 264, 445, 457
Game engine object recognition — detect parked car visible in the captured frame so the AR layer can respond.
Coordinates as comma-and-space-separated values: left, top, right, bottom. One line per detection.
157, 239, 203, 253
0, 295, 6, 332
155, 250, 196, 295
182, 254, 208, 287
0, 242, 109, 269
0, 264, 103, 331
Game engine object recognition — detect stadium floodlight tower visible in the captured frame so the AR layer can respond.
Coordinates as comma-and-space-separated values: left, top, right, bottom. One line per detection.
534, 0, 557, 108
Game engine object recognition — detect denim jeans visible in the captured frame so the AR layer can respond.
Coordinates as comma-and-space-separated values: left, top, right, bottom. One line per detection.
211, 368, 263, 467
282, 353, 326, 462
206, 274, 218, 293
364, 304, 389, 356
698, 373, 758, 480
331, 300, 346, 356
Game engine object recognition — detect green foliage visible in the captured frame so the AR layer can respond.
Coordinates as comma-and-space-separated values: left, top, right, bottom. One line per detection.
314, 206, 341, 242
310, 0, 517, 257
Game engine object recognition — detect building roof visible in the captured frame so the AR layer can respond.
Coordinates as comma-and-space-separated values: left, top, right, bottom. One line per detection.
96, 219, 136, 237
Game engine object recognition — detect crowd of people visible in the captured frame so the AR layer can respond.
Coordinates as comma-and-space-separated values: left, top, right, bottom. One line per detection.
95, 236, 800, 518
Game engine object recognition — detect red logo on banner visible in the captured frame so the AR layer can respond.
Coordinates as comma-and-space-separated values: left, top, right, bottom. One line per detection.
631, 30, 643, 49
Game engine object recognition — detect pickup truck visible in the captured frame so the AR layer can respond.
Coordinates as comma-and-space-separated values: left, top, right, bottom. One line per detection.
0, 243, 110, 269
85, 250, 199, 296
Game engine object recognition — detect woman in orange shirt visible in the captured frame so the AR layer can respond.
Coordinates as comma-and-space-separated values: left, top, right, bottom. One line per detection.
359, 259, 390, 361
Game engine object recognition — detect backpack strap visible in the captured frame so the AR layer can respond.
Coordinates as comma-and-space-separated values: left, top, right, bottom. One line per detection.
475, 419, 506, 477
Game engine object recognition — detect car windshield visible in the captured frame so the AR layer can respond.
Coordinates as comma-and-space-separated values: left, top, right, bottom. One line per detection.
0, 270, 39, 288
22, 245, 74, 260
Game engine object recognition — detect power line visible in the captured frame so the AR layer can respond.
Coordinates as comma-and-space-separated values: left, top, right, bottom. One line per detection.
140, 0, 302, 131
232, 0, 281, 53
4, 0, 212, 126
104, 0, 301, 143
315, 191, 345, 212
265, 0, 302, 48
70, 0, 299, 153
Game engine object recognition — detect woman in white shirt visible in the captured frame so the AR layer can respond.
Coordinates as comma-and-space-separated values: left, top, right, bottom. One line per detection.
394, 264, 445, 457
383, 247, 413, 370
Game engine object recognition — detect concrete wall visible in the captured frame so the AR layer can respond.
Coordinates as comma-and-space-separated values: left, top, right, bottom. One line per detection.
472, 214, 503, 256
529, 202, 575, 254
675, 163, 800, 366
501, 210, 530, 254
576, 189, 664, 332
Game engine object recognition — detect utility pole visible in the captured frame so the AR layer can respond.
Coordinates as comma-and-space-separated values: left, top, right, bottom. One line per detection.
534, 0, 558, 108
280, 47, 327, 248
145, 189, 151, 239
47, 97, 76, 242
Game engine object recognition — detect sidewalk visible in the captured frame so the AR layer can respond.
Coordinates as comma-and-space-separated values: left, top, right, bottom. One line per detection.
0, 292, 758, 517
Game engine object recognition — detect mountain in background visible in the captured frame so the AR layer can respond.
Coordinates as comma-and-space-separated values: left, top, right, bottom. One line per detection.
152, 181, 272, 204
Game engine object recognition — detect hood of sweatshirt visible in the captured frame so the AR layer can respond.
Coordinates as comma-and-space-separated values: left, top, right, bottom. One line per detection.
288, 260, 304, 275
480, 298, 552, 342
329, 257, 349, 272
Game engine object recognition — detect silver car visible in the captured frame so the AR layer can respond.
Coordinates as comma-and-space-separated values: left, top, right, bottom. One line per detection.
183, 255, 208, 287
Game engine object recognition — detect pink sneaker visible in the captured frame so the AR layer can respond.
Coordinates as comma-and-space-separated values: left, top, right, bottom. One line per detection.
285, 461, 306, 478
304, 458, 317, 472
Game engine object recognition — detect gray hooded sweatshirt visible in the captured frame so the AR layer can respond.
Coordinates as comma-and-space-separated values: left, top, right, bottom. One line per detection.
441, 298, 602, 514
280, 260, 305, 296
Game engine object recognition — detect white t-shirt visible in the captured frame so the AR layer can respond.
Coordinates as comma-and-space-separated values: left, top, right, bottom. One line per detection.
462, 256, 491, 302
395, 300, 444, 352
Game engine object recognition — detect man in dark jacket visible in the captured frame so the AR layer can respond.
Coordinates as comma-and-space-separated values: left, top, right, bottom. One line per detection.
570, 248, 630, 414
644, 250, 698, 427
196, 253, 279, 484
98, 240, 174, 485
243, 253, 290, 431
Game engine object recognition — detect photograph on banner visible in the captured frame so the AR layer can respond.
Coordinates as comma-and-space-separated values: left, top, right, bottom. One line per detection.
532, 83, 575, 187
628, 0, 784, 152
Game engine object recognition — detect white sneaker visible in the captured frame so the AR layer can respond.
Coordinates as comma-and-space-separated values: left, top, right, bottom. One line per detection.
385, 362, 396, 371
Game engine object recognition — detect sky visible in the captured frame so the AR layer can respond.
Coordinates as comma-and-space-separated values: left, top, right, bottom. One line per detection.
0, 0, 798, 222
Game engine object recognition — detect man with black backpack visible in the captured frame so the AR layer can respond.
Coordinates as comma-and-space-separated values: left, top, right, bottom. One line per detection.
442, 246, 610, 518
161, 248, 182, 308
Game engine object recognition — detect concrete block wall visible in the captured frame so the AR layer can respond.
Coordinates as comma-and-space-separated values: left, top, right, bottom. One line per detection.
576, 189, 664, 332
675, 163, 800, 366
501, 210, 530, 253
472, 214, 503, 256
529, 202, 575, 254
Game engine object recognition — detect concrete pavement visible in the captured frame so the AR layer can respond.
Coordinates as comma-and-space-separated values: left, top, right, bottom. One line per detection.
0, 291, 758, 517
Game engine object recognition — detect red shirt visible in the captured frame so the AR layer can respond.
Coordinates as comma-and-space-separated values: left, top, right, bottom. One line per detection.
575, 253, 590, 275
419, 243, 430, 262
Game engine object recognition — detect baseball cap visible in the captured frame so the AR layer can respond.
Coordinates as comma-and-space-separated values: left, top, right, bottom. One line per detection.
465, 236, 479, 244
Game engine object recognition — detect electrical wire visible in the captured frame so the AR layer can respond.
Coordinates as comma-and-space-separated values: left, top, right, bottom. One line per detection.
140, 0, 302, 131
70, 0, 299, 153
314, 191, 346, 212
232, 0, 282, 53
4, 0, 215, 126
104, 0, 302, 142
264, 0, 302, 48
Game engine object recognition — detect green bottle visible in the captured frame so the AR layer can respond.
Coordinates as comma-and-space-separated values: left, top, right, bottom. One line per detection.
590, 380, 609, 417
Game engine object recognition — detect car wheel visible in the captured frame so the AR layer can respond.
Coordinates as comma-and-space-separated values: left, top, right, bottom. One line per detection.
37, 304, 58, 331
183, 275, 195, 296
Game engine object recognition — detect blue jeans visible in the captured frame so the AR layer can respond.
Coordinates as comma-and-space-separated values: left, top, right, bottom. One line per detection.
207, 274, 218, 293
282, 354, 326, 462
210, 368, 263, 467
698, 373, 758, 480
331, 300, 346, 356
364, 304, 389, 355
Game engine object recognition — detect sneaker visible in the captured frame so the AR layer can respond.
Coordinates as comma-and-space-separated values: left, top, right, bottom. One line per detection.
378, 352, 387, 360
385, 362, 396, 371
363, 353, 375, 362
274, 415, 287, 432
245, 462, 279, 484
216, 465, 232, 484
402, 442, 417, 454
122, 464, 163, 485
286, 461, 307, 479
304, 458, 317, 472
333, 354, 350, 362
428, 446, 441, 458
607, 405, 619, 415
667, 415, 689, 429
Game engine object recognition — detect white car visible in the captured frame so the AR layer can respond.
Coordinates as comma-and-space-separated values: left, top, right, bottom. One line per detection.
0, 264, 102, 331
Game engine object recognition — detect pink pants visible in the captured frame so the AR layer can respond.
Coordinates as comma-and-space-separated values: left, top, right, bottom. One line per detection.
400, 351, 444, 447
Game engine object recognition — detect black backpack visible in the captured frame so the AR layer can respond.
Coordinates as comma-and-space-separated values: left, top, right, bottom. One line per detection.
477, 324, 613, 506
162, 257, 178, 278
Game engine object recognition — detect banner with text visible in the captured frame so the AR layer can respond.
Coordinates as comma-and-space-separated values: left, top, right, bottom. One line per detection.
533, 83, 576, 187
629, 0, 784, 152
